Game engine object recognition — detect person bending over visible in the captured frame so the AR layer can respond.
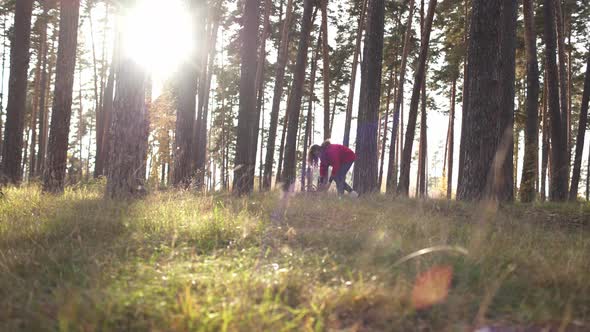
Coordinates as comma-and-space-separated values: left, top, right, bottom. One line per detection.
308, 140, 358, 197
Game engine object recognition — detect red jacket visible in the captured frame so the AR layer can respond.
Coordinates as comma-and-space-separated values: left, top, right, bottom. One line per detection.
319, 144, 356, 178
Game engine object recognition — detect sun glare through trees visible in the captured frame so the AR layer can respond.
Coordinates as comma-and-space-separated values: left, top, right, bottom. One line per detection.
123, 0, 194, 76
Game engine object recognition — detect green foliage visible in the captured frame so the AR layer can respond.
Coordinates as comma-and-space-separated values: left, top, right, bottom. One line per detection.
1, 186, 589, 330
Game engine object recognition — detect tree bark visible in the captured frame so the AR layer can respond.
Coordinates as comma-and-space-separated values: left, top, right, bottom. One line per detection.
554, 0, 570, 189
569, 52, 590, 200
543, 0, 568, 201
281, 0, 315, 192
30, 9, 49, 179
456, 0, 517, 201
520, 0, 540, 203
196, 11, 220, 189
378, 69, 394, 189
96, 16, 118, 178
320, 0, 331, 140
416, 0, 428, 198
540, 77, 549, 201
447, 79, 456, 199
105, 57, 148, 199
343, 0, 368, 147
497, 0, 517, 202
233, 0, 260, 194
263, 0, 293, 190
457, 0, 470, 191
173, 1, 203, 187
352, 0, 385, 194
1, 0, 33, 185
250, 0, 271, 191
302, 34, 321, 191
397, 0, 436, 196
42, 0, 80, 193
386, 0, 415, 193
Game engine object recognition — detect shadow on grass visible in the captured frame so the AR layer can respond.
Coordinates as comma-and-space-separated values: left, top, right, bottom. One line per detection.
0, 195, 138, 331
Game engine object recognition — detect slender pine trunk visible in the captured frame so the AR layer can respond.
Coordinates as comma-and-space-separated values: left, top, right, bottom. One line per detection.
447, 79, 456, 199
43, 0, 80, 193
1, 0, 33, 185
569, 52, 590, 200
263, 0, 293, 190
397, 0, 437, 196
343, 0, 368, 147
519, 0, 540, 203
386, 0, 415, 193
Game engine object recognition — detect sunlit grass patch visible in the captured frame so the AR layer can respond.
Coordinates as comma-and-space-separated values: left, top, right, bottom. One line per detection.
0, 186, 589, 331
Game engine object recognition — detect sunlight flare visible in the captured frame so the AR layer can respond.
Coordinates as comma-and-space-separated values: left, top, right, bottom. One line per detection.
122, 0, 194, 76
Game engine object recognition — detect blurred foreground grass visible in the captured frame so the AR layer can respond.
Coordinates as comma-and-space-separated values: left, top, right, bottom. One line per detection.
0, 185, 589, 331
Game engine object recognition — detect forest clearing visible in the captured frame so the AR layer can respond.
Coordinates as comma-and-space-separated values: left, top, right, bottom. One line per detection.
1, 0, 590, 330
1, 186, 589, 331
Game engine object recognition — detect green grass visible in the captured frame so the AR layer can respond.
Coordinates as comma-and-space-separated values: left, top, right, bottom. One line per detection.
0, 186, 589, 331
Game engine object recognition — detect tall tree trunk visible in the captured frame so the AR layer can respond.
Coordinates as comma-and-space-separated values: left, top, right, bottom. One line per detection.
587, 146, 590, 201
397, 0, 437, 196
416, 0, 428, 198
276, 111, 289, 185
96, 18, 118, 178
88, 3, 102, 177
447, 79, 456, 199
457, 0, 470, 191
543, 0, 568, 201
42, 0, 80, 193
497, 0, 517, 202
569, 52, 590, 200
105, 57, 148, 199
353, 0, 385, 194
0, 16, 8, 161
263, 0, 293, 190
77, 65, 84, 181
343, 0, 368, 147
457, 0, 517, 201
233, 0, 260, 194
250, 0, 271, 191
281, 0, 315, 192
173, 2, 203, 187
554, 0, 570, 190
386, 0, 415, 193
302, 35, 321, 191
259, 101, 265, 190
520, 0, 540, 203
1, 0, 33, 185
30, 9, 49, 179
38, 25, 57, 177
540, 77, 549, 201
320, 0, 331, 140
378, 69, 394, 189
196, 12, 220, 189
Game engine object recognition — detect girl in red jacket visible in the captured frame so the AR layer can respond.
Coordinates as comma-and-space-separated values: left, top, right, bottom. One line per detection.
308, 140, 358, 197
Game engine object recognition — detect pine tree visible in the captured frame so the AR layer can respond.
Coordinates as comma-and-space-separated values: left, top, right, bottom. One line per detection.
520, 0, 540, 203
457, 0, 517, 201
233, 0, 260, 194
105, 57, 148, 199
263, 0, 293, 190
1, 0, 34, 185
281, 0, 315, 192
543, 0, 568, 201
397, 0, 437, 196
569, 52, 590, 200
43, 0, 81, 193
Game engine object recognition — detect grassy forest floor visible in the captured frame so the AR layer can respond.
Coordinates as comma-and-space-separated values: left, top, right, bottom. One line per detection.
0, 185, 589, 331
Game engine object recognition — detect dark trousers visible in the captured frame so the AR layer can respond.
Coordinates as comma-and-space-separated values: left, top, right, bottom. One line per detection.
334, 162, 353, 195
